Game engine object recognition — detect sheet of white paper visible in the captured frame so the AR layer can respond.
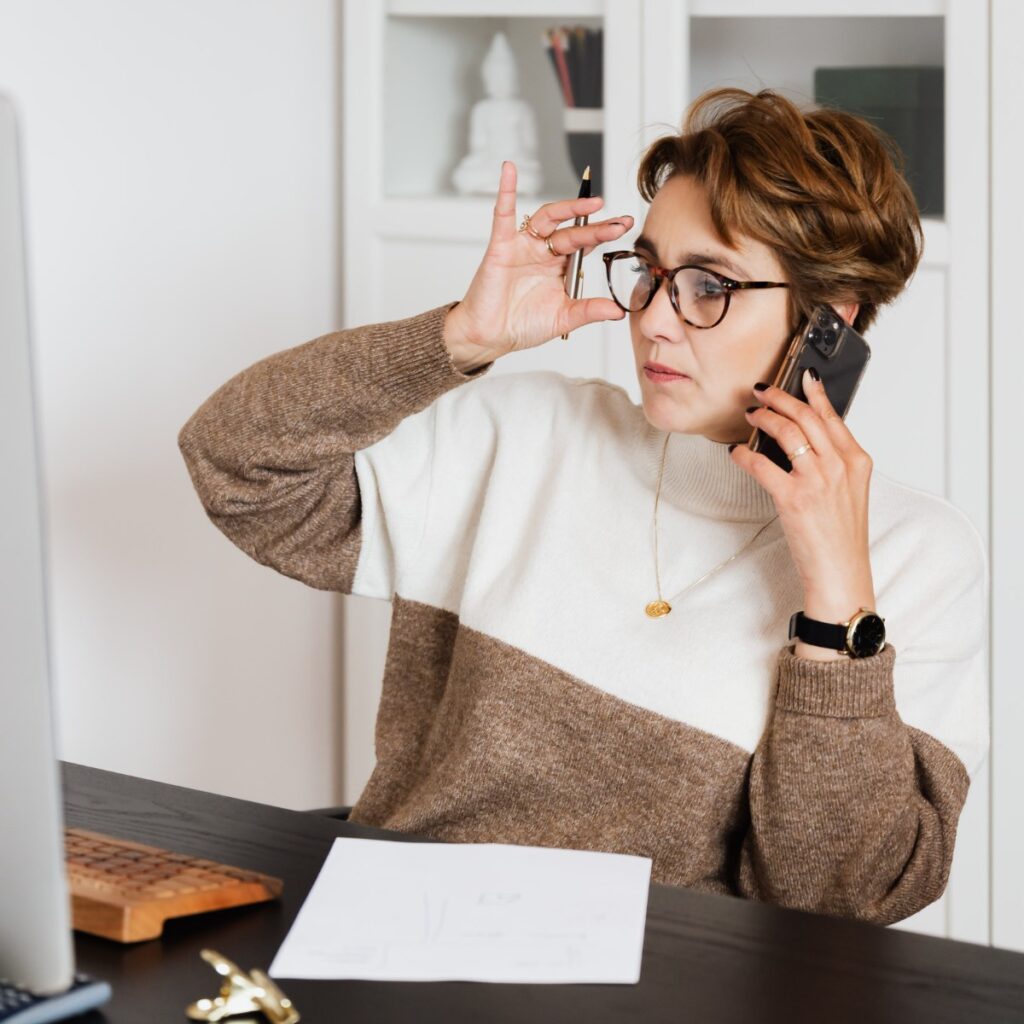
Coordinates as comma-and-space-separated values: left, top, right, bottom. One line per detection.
268, 837, 652, 984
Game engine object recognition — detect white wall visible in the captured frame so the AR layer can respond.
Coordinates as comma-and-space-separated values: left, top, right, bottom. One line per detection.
0, 0, 346, 809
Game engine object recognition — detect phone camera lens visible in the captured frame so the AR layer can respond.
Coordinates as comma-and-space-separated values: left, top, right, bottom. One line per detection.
807, 327, 823, 349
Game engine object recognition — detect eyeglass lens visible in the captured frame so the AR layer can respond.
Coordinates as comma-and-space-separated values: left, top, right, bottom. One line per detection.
607, 255, 727, 328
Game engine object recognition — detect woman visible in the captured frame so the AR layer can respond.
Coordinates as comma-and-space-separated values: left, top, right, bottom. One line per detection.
178, 88, 988, 925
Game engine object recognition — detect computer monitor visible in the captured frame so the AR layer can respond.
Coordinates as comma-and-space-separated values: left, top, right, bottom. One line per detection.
0, 91, 76, 995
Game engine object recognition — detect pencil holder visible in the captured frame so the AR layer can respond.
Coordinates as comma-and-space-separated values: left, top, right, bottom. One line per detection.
563, 107, 603, 195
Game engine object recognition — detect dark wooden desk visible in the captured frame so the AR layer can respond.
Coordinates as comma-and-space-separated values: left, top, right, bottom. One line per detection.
63, 761, 1024, 1023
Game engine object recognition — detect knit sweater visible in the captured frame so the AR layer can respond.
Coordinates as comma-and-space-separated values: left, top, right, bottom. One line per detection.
177, 299, 989, 926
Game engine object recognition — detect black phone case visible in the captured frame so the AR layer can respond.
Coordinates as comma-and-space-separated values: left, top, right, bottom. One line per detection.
748, 304, 871, 472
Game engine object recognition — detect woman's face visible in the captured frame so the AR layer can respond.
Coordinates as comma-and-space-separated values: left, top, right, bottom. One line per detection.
629, 173, 857, 444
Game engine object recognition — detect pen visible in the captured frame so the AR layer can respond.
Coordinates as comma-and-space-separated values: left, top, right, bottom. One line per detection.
560, 165, 591, 340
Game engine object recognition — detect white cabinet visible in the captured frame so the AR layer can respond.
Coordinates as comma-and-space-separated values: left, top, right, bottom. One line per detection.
989, 0, 1023, 960
341, 0, 997, 948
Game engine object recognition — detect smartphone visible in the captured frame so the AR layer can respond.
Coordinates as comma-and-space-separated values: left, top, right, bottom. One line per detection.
748, 303, 871, 473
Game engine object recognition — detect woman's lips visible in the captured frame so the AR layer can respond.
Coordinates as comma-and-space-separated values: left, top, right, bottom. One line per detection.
644, 365, 691, 383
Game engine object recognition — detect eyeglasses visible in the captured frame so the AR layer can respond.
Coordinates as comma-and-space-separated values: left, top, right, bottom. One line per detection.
601, 250, 791, 329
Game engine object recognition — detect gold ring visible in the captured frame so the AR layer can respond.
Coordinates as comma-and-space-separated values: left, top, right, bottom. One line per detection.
788, 443, 813, 460
546, 235, 560, 257
518, 213, 547, 241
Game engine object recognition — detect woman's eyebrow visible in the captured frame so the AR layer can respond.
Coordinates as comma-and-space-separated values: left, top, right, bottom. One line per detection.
634, 234, 748, 278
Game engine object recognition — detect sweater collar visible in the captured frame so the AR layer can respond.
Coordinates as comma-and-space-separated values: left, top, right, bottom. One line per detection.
632, 416, 778, 523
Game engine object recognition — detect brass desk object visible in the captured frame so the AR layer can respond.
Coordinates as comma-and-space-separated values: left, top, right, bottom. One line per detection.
186, 948, 300, 1023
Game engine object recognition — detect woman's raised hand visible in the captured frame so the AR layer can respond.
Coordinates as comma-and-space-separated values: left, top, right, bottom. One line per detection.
442, 160, 634, 367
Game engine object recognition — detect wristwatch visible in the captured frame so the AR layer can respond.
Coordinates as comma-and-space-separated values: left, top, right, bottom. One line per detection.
788, 607, 886, 658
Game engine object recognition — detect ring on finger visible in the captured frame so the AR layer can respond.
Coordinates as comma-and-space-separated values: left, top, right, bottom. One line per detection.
518, 213, 548, 241
545, 234, 561, 257
747, 405, 815, 463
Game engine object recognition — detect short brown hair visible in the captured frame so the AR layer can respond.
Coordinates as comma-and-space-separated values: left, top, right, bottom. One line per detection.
636, 87, 924, 335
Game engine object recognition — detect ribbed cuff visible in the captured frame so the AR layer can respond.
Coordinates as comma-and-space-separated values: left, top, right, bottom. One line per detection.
435, 300, 496, 380
369, 299, 495, 413
774, 641, 897, 718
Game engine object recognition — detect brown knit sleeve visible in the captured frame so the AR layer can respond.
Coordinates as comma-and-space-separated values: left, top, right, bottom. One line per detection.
732, 508, 988, 926
734, 641, 970, 925
176, 300, 494, 593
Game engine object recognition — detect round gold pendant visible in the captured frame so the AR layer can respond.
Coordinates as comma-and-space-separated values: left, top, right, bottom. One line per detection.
645, 600, 672, 618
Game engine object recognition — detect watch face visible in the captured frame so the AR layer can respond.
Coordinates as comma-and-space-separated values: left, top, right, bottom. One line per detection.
850, 613, 886, 657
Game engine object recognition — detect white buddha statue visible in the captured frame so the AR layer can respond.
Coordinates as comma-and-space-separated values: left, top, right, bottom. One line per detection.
452, 31, 543, 196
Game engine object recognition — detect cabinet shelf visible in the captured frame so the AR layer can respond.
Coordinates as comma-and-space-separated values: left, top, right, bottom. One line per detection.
689, 0, 943, 14
388, 0, 943, 16
387, 0, 602, 14
382, 14, 594, 199
375, 197, 949, 269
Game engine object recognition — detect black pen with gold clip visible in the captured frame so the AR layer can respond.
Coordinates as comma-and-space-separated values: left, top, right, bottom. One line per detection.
560, 165, 591, 340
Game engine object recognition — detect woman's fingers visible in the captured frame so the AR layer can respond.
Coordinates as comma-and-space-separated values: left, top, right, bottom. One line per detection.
490, 161, 519, 243
560, 296, 627, 334
547, 216, 633, 257
485, 163, 632, 345
526, 194, 605, 236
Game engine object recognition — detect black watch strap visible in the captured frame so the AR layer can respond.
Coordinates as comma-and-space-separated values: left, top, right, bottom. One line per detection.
788, 610, 848, 651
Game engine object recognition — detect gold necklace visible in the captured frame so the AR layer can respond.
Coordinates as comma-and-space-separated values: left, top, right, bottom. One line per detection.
645, 432, 781, 617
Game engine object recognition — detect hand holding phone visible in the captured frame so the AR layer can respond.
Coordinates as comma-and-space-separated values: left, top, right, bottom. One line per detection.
748, 304, 872, 473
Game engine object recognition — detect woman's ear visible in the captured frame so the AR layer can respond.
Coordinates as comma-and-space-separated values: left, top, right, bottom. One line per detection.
833, 302, 860, 326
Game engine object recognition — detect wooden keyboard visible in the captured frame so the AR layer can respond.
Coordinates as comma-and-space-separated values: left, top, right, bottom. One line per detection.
65, 827, 283, 943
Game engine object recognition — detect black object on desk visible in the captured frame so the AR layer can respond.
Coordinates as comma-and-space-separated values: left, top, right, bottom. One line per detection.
63, 761, 1024, 1024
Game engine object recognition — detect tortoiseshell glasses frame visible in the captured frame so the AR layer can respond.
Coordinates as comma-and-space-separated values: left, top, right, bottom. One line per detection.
602, 250, 791, 329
